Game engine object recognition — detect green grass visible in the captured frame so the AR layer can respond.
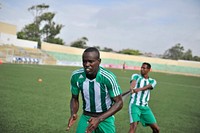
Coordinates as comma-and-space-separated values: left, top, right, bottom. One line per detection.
0, 64, 200, 133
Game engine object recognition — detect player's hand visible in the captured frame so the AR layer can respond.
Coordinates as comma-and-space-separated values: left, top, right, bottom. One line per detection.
133, 88, 140, 93
130, 88, 135, 94
85, 117, 100, 133
66, 114, 78, 131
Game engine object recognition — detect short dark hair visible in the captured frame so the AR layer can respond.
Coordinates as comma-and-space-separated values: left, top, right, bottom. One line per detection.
83, 47, 100, 59
142, 62, 151, 69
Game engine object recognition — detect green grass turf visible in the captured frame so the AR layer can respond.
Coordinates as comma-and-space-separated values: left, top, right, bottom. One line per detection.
0, 63, 200, 133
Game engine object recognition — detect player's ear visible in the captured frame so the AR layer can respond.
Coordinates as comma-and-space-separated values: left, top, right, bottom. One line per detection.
98, 58, 101, 63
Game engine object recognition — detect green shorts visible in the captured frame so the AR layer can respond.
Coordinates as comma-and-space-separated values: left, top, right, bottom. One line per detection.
129, 104, 157, 127
76, 114, 115, 133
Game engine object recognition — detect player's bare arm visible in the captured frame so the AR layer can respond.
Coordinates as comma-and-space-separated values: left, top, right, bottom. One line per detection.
121, 80, 137, 99
130, 80, 137, 93
86, 95, 123, 133
134, 84, 153, 93
66, 94, 79, 131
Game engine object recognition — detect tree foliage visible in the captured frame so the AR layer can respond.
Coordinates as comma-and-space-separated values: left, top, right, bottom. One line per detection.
101, 47, 113, 52
40, 12, 64, 44
17, 3, 64, 48
70, 37, 88, 48
163, 43, 184, 60
118, 49, 142, 55
163, 43, 200, 61
17, 23, 40, 42
28, 3, 49, 24
182, 49, 193, 60
193, 56, 200, 61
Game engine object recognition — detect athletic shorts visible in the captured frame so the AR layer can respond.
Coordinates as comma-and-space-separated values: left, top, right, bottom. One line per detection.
76, 114, 115, 133
129, 104, 157, 127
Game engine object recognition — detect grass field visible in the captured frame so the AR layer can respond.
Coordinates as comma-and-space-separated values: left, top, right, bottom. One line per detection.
0, 63, 200, 133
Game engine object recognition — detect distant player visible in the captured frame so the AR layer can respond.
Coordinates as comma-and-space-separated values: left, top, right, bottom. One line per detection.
123, 62, 126, 72
127, 62, 160, 133
66, 47, 123, 133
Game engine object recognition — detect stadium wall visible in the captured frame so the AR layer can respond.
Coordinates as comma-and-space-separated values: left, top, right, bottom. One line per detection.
1, 21, 199, 76
41, 42, 200, 76
0, 22, 38, 49
0, 22, 16, 35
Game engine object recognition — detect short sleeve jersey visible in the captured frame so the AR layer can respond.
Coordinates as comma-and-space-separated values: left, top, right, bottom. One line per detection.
70, 66, 122, 113
130, 74, 157, 106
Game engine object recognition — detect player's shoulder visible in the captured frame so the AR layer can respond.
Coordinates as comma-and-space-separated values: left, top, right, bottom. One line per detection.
130, 73, 142, 81
71, 68, 84, 76
99, 66, 116, 79
148, 77, 156, 82
132, 73, 141, 78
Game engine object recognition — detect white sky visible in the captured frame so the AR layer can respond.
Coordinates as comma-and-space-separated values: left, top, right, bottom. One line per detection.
0, 0, 200, 56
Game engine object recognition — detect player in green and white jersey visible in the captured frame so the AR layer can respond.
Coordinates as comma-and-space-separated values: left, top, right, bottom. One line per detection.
66, 47, 123, 133
128, 62, 160, 133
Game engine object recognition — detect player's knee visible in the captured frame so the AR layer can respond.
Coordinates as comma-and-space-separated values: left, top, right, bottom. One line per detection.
152, 126, 160, 133
130, 122, 138, 130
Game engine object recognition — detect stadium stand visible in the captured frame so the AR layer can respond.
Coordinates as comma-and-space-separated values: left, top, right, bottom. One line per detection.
1, 21, 200, 76
1, 42, 200, 76
0, 45, 56, 65
41, 42, 200, 77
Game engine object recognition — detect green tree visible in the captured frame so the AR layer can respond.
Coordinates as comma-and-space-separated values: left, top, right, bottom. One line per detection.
17, 23, 40, 42
163, 43, 184, 60
193, 56, 200, 61
70, 37, 88, 48
28, 3, 49, 24
118, 49, 142, 55
182, 49, 193, 60
40, 12, 64, 44
101, 47, 113, 52
17, 4, 64, 48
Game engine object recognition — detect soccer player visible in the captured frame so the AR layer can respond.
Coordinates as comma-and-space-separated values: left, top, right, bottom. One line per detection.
122, 62, 126, 72
127, 62, 160, 133
66, 47, 123, 133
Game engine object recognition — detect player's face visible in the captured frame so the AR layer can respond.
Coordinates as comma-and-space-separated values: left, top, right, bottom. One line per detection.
140, 64, 150, 76
82, 51, 101, 78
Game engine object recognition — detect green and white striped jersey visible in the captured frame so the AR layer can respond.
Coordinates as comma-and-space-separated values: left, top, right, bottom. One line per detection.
130, 74, 157, 106
70, 66, 122, 113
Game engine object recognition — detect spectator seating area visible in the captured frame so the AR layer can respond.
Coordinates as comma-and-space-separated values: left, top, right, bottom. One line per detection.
12, 56, 40, 64
0, 45, 56, 65
1, 44, 200, 76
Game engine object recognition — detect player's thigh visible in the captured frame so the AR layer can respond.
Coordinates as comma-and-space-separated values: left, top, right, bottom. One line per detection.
129, 104, 141, 123
76, 115, 90, 133
141, 107, 157, 126
96, 115, 116, 133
